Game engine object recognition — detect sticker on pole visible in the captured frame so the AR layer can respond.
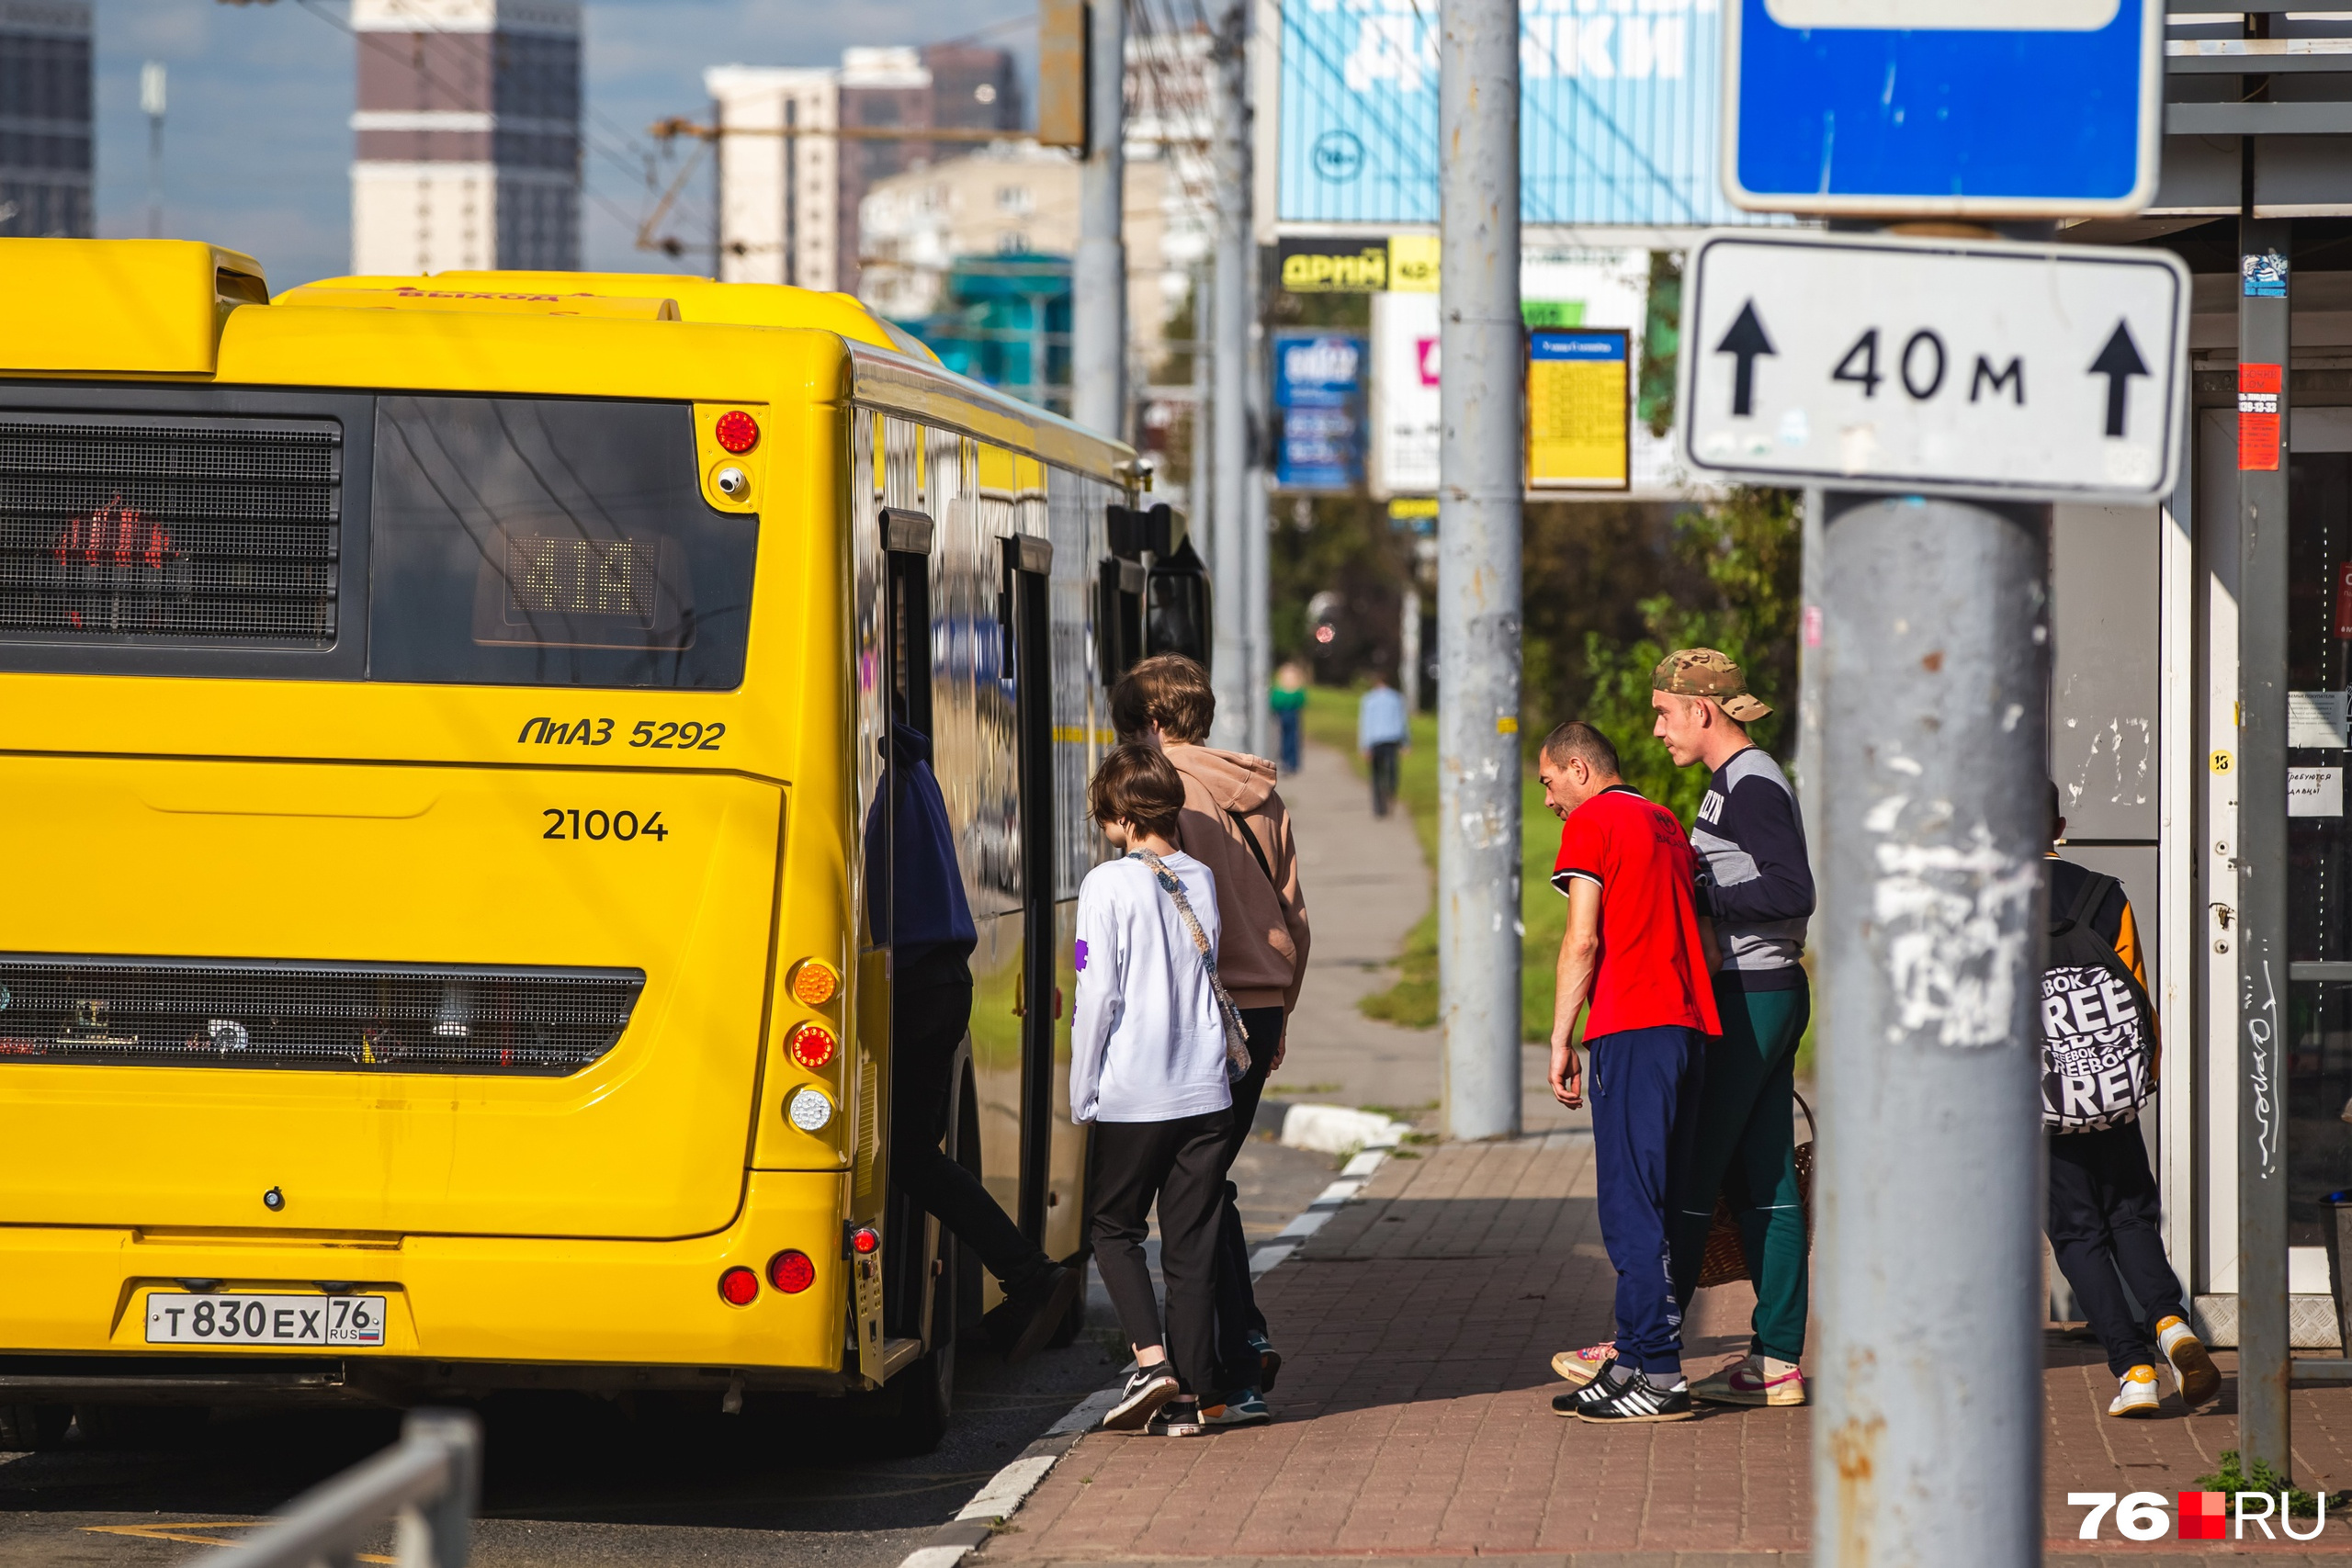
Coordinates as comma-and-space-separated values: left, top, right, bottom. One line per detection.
1679, 231, 2188, 502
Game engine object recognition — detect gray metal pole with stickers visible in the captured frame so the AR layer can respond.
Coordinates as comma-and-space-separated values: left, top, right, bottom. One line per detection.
1434, 0, 1522, 1142
1700, 5, 2177, 1561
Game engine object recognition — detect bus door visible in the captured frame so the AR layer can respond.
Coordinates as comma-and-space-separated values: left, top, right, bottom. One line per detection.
879, 505, 944, 1347
1001, 533, 1057, 1244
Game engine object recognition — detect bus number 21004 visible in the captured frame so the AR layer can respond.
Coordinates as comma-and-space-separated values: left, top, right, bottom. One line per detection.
543, 809, 669, 841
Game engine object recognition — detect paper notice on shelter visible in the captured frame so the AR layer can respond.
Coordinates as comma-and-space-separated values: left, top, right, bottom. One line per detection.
2289, 691, 2348, 750
2290, 767, 2343, 818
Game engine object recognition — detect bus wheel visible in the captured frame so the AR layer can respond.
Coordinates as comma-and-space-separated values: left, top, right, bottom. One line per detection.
74, 1404, 209, 1449
0, 1403, 69, 1451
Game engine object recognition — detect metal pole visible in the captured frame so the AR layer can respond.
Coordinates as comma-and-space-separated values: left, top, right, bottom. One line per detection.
1401, 581, 1421, 716
1796, 485, 1826, 882
1245, 261, 1272, 760
1207, 0, 1250, 745
1070, 0, 1127, 439
2236, 212, 2292, 1478
1435, 0, 1521, 1143
1813, 492, 2048, 1568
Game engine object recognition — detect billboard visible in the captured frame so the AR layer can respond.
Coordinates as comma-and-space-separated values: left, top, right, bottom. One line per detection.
1278, 0, 1758, 228
1526, 329, 1629, 491
1272, 330, 1369, 491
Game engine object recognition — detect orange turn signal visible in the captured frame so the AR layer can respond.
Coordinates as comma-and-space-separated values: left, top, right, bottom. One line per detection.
788, 958, 840, 1008
787, 1021, 837, 1070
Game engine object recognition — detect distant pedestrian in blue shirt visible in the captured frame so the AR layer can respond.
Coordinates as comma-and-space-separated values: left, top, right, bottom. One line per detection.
1357, 674, 1409, 818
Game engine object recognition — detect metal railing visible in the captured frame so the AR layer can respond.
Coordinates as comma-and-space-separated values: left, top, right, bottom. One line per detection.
190, 1410, 481, 1568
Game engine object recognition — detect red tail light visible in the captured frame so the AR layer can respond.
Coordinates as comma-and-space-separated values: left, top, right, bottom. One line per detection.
768, 1249, 816, 1293
717, 1266, 759, 1306
849, 1225, 880, 1257
787, 1022, 837, 1070
714, 410, 760, 454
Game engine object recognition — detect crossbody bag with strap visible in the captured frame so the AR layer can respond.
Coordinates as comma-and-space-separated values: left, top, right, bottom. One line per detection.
1127, 849, 1252, 1083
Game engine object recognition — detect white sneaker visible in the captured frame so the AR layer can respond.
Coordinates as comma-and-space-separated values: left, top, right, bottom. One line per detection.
2156, 1316, 2221, 1406
2109, 1364, 2162, 1418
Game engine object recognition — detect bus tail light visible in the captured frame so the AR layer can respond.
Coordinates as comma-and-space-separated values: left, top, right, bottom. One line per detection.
718, 1267, 759, 1306
848, 1224, 880, 1258
788, 958, 839, 1007
768, 1250, 815, 1293
786, 1085, 833, 1132
787, 1022, 836, 1070
714, 411, 760, 453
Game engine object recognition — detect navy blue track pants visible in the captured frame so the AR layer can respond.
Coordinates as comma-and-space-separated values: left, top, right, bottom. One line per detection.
1588, 1023, 1703, 1375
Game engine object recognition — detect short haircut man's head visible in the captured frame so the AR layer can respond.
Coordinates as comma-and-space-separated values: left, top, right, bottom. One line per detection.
1111, 653, 1216, 743
1089, 743, 1187, 840
1541, 721, 1621, 778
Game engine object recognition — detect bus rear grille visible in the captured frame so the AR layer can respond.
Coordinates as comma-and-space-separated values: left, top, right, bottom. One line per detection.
0, 955, 642, 1075
0, 412, 341, 645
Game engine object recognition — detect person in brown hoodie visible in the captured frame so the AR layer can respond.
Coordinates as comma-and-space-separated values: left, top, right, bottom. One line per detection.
1110, 654, 1311, 1425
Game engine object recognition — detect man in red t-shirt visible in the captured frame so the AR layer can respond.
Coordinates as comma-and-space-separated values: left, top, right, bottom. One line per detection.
1540, 720, 1718, 1425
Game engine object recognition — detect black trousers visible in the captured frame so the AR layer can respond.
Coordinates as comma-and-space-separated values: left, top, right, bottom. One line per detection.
1211, 1007, 1285, 1388
2047, 1122, 2188, 1376
1091, 1107, 1233, 1398
890, 953, 1053, 1295
1369, 742, 1401, 818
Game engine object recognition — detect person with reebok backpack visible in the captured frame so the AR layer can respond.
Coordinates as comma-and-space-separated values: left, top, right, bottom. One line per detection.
2043, 782, 2219, 1418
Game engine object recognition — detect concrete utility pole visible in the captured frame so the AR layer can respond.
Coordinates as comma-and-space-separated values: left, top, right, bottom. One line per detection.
1206, 0, 1250, 749
1813, 493, 2049, 1567
1070, 0, 1127, 440
141, 62, 165, 240
2236, 213, 2292, 1478
1245, 275, 1272, 760
1434, 0, 1521, 1142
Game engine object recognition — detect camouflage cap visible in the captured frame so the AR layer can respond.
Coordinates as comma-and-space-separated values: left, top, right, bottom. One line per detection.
1653, 648, 1771, 723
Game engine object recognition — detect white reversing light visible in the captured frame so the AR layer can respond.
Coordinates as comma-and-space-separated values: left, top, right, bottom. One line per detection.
787, 1086, 834, 1133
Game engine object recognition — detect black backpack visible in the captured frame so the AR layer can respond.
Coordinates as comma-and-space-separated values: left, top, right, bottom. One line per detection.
2041, 866, 2156, 1134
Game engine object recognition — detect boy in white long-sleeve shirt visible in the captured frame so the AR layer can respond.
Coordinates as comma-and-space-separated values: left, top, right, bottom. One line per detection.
1072, 744, 1239, 1436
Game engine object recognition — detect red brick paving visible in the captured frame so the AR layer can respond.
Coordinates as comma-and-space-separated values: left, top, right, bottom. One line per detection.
976, 1134, 2352, 1565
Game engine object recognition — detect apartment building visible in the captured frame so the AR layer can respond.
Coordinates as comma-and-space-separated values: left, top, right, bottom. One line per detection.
349, 0, 582, 275
0, 0, 91, 239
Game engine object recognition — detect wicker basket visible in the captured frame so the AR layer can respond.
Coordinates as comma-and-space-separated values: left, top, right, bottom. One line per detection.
1694, 1091, 1815, 1290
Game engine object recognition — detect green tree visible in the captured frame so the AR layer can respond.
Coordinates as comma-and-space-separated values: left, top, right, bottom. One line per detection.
1575, 486, 1801, 825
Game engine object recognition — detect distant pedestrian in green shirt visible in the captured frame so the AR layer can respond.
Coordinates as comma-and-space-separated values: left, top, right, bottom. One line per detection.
1270, 662, 1307, 773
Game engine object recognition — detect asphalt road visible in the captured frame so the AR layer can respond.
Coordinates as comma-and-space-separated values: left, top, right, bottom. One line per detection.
0, 1134, 1339, 1568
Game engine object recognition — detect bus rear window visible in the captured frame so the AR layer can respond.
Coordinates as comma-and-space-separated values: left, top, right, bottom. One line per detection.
368, 396, 753, 689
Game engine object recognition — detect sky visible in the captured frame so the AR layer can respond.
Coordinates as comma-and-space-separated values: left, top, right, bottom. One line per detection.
93, 0, 1037, 291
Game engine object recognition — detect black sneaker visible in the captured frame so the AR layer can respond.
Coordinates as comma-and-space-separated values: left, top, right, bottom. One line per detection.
1249, 1330, 1283, 1393
1101, 1365, 1181, 1431
1574, 1371, 1694, 1424
1148, 1397, 1210, 1437
1553, 1358, 1626, 1416
998, 1264, 1082, 1366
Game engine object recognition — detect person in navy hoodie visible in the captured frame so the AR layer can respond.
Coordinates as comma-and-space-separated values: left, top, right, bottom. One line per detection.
869, 717, 1080, 1362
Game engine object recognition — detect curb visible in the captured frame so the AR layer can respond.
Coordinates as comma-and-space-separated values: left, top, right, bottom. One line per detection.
893, 1121, 1405, 1568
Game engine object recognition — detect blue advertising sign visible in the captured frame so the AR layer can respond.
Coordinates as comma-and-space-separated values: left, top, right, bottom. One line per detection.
1278, 0, 1760, 228
1272, 331, 1367, 491
1725, 1, 2164, 218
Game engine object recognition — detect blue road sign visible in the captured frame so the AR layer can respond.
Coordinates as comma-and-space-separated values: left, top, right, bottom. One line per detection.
1724, 1, 2164, 219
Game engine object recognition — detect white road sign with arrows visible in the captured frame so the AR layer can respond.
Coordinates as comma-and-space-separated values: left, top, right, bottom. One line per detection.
1679, 231, 2188, 501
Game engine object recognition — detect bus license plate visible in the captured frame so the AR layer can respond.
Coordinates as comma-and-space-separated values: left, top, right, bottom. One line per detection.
144, 1292, 386, 1348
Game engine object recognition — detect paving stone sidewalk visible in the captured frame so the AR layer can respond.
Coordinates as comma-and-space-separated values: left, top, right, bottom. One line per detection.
976, 1134, 2352, 1566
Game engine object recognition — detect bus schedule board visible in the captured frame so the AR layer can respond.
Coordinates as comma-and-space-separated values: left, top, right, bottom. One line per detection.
1527, 330, 1630, 492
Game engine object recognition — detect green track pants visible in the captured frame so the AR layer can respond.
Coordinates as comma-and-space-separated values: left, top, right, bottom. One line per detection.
1666, 977, 1811, 1365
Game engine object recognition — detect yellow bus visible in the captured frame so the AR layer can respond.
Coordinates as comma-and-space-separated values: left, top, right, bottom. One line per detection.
0, 241, 1211, 1452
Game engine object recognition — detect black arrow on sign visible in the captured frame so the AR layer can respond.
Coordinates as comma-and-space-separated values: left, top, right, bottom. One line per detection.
2088, 321, 2151, 438
1715, 301, 1776, 417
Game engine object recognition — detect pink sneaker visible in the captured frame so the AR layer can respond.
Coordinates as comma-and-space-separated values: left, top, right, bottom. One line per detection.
1550, 1340, 1616, 1387
1691, 1355, 1807, 1407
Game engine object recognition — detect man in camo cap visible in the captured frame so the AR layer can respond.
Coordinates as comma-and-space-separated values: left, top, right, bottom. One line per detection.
1653, 649, 1813, 1408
